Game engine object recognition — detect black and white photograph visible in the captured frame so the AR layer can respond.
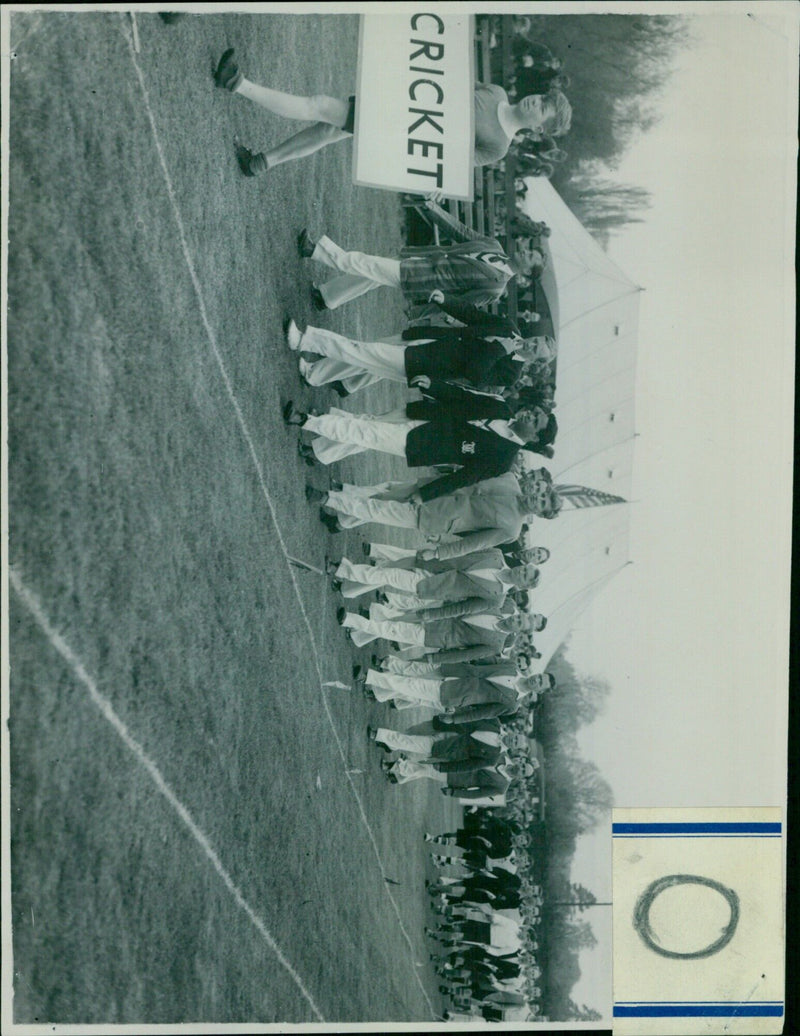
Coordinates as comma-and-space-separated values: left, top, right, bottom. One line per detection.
1, 2, 796, 1030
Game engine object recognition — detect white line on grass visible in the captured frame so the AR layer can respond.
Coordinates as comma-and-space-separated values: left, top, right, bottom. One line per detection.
121, 23, 435, 1017
8, 566, 326, 1023
129, 12, 141, 53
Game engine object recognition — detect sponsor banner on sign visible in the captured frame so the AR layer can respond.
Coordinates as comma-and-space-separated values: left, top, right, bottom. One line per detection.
354, 12, 475, 200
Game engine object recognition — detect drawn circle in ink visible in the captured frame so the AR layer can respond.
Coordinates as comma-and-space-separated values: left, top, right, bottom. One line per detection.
633, 874, 740, 959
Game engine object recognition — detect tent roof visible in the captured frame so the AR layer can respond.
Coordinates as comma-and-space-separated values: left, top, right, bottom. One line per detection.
521, 179, 641, 666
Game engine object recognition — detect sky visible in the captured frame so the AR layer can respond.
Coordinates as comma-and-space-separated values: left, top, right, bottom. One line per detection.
529, 4, 798, 1017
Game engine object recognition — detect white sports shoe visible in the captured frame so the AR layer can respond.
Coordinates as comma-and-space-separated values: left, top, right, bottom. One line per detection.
286, 319, 303, 350
298, 356, 314, 384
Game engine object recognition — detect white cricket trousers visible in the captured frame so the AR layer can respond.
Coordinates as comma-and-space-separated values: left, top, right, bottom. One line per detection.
390, 758, 447, 784
374, 728, 437, 758
326, 489, 421, 530
310, 416, 405, 465
299, 325, 407, 384
335, 558, 421, 594
306, 408, 412, 464
369, 596, 443, 620
342, 611, 428, 649
303, 412, 421, 462
318, 273, 381, 310
364, 668, 445, 708
343, 612, 426, 646
312, 235, 402, 310
383, 657, 444, 676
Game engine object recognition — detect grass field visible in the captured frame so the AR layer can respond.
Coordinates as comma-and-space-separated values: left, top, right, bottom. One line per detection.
7, 11, 460, 1024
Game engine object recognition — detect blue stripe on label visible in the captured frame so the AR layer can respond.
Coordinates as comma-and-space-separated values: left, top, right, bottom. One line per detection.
612, 822, 781, 835
612, 833, 782, 838
613, 1005, 784, 1018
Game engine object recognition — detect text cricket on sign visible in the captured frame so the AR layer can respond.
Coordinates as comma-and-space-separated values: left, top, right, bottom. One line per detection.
407, 13, 451, 190
354, 12, 475, 200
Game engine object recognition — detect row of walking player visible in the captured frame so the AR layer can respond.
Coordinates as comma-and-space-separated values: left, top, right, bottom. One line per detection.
363, 666, 550, 794
281, 215, 561, 799
282, 202, 562, 540
341, 546, 551, 795
424, 813, 545, 1021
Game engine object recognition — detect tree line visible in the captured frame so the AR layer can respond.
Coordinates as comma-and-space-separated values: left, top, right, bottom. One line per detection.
534, 644, 612, 1019
508, 14, 691, 246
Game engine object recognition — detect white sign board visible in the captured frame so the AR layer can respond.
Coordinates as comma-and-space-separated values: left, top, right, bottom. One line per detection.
354, 12, 475, 200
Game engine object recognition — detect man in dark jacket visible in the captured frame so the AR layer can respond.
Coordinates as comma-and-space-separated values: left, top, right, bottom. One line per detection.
290, 288, 556, 396
286, 315, 555, 396
285, 393, 556, 499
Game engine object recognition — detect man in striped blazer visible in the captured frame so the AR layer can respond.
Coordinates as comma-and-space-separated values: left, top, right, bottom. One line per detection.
297, 195, 530, 311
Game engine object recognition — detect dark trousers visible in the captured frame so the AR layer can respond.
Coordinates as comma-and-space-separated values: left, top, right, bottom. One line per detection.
457, 919, 491, 944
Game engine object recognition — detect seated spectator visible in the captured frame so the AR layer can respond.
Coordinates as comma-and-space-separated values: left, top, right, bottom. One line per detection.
509, 212, 551, 241
513, 237, 547, 279
518, 40, 562, 71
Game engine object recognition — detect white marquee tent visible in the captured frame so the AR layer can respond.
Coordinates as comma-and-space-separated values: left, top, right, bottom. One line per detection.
521, 179, 642, 670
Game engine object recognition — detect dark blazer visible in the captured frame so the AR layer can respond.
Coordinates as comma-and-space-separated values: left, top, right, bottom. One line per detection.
406, 381, 513, 422
433, 715, 504, 736
403, 300, 520, 342
403, 299, 524, 389
447, 701, 521, 724
405, 417, 528, 502
446, 767, 511, 798
430, 733, 504, 773
485, 354, 531, 390
431, 299, 522, 336
404, 383, 540, 502
403, 338, 522, 389
406, 420, 522, 486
